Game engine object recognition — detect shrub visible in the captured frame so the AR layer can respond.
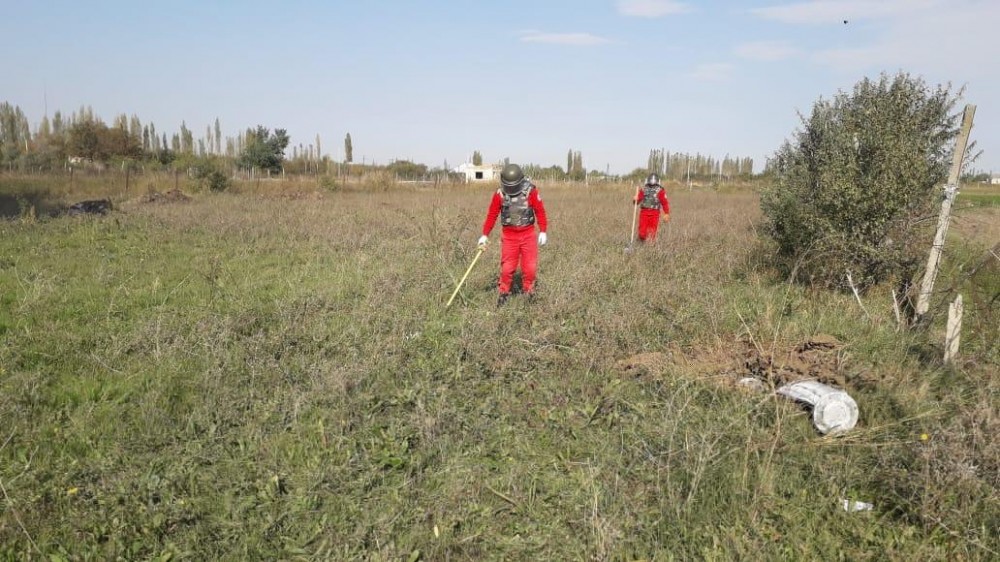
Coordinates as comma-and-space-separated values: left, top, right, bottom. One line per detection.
204, 169, 230, 192
319, 176, 340, 192
761, 72, 962, 290
190, 164, 230, 192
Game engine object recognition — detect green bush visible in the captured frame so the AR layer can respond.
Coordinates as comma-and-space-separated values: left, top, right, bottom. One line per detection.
761, 72, 961, 290
318, 175, 340, 192
189, 163, 230, 192
204, 169, 230, 192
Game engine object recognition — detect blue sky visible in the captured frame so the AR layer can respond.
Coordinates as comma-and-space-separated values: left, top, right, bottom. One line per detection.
3, 0, 999, 174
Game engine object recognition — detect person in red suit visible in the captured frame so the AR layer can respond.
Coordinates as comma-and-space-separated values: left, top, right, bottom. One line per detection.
479, 163, 549, 306
633, 173, 670, 242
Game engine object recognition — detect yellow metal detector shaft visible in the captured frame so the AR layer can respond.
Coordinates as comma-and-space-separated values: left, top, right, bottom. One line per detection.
446, 245, 486, 308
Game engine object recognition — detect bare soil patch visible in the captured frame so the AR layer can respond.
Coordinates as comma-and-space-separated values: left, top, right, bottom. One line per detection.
617, 335, 859, 389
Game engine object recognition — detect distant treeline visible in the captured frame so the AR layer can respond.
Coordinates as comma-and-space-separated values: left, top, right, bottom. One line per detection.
0, 101, 336, 177
1, 101, 758, 183
644, 148, 754, 182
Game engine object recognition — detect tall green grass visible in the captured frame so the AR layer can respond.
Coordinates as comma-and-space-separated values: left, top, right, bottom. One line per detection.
1, 180, 996, 560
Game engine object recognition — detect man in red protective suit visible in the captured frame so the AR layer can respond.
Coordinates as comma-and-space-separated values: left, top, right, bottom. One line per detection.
479, 163, 549, 306
633, 173, 670, 243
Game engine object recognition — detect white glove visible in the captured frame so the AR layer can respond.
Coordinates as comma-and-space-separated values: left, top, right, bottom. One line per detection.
538, 232, 547, 246
477, 235, 489, 247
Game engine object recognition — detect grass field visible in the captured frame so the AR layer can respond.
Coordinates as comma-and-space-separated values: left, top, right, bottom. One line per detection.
958, 183, 1000, 210
1, 176, 997, 560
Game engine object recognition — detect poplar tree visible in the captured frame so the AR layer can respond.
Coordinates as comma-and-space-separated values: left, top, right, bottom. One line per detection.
179, 122, 193, 154
214, 118, 222, 155
0, 102, 31, 167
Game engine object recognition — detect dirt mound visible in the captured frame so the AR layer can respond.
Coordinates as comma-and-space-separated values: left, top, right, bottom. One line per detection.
624, 335, 855, 391
142, 189, 191, 203
740, 335, 847, 387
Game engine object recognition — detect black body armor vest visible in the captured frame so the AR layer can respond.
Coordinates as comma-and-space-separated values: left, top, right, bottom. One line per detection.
640, 185, 663, 210
500, 182, 536, 227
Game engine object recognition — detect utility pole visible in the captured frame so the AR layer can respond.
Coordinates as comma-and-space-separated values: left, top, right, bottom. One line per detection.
915, 104, 976, 320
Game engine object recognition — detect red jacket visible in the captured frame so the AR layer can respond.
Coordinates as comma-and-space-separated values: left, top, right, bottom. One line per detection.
634, 187, 670, 213
482, 188, 548, 235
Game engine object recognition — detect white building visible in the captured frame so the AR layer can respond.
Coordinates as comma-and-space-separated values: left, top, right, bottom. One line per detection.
454, 162, 499, 183
990, 174, 1000, 185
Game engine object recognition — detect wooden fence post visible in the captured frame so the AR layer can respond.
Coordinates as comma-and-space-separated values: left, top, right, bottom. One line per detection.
944, 294, 963, 364
915, 104, 976, 320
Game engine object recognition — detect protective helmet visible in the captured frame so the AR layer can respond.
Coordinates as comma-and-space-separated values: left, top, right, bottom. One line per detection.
500, 163, 525, 195
645, 173, 661, 186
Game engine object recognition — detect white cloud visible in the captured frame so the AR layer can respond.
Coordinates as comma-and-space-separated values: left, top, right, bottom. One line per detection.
519, 31, 612, 46
618, 0, 692, 18
752, 0, 938, 25
734, 40, 800, 61
691, 63, 734, 82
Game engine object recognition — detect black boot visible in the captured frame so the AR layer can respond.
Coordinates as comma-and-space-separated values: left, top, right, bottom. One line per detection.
497, 293, 510, 307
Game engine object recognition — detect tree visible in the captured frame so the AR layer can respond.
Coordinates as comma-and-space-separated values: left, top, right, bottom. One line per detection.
52, 111, 65, 137
179, 121, 193, 154
237, 125, 290, 173
760, 72, 961, 290
523, 163, 567, 181
214, 118, 222, 155
0, 102, 31, 167
67, 120, 105, 161
648, 149, 666, 175
344, 133, 353, 163
109, 113, 141, 158
387, 159, 428, 180
472, 150, 483, 166
566, 149, 584, 181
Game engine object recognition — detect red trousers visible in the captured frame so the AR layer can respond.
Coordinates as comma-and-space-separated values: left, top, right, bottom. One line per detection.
499, 226, 538, 294
637, 209, 662, 242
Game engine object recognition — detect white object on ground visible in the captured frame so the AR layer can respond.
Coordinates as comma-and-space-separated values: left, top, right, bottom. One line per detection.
737, 377, 766, 393
776, 380, 859, 435
841, 499, 874, 512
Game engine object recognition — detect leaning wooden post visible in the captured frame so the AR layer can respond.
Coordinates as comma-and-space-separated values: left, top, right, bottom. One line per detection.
915, 105, 976, 320
944, 294, 963, 364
